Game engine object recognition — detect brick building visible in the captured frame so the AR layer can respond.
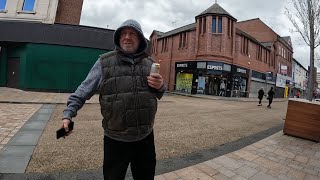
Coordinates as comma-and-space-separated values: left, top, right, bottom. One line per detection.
55, 0, 83, 25
150, 3, 293, 98
0, 0, 83, 25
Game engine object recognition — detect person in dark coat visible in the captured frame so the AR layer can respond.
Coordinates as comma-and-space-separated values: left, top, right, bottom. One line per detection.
258, 87, 264, 106
267, 87, 275, 108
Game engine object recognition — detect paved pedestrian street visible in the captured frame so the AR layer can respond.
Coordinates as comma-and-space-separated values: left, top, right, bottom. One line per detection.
0, 87, 319, 179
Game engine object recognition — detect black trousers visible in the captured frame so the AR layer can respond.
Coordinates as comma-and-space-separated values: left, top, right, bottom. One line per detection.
258, 98, 262, 104
268, 98, 273, 106
103, 131, 156, 180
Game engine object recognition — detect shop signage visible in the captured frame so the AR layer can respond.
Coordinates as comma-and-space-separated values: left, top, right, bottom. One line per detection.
237, 68, 246, 74
207, 65, 223, 70
276, 73, 292, 88
281, 64, 288, 75
177, 63, 188, 68
266, 72, 273, 81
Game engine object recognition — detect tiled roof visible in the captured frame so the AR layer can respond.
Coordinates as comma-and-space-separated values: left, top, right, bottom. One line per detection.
197, 3, 236, 20
261, 42, 273, 47
282, 36, 291, 43
159, 23, 196, 38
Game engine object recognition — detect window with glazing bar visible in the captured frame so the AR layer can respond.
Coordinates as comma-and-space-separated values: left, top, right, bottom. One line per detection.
212, 16, 216, 33
218, 17, 222, 33
0, 0, 6, 10
23, 0, 35, 11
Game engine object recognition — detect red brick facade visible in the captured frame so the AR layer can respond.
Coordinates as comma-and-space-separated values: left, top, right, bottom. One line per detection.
150, 3, 293, 97
55, 0, 84, 25
236, 19, 293, 76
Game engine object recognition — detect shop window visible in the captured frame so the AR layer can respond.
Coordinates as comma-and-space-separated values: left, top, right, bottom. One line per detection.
23, 0, 35, 11
252, 70, 266, 80
218, 17, 222, 33
233, 76, 247, 97
175, 73, 193, 94
212, 16, 216, 33
0, 0, 6, 10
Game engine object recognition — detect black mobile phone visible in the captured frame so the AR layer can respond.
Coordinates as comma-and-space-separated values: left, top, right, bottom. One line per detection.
56, 121, 74, 139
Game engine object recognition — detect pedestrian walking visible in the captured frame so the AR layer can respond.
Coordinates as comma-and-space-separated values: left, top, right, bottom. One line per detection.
258, 87, 264, 106
60, 19, 166, 180
267, 87, 274, 108
219, 80, 226, 96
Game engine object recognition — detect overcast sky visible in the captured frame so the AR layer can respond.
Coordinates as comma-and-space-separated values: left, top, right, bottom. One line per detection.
80, 0, 319, 70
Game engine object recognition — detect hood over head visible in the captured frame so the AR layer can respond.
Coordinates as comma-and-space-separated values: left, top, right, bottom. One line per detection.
113, 19, 148, 56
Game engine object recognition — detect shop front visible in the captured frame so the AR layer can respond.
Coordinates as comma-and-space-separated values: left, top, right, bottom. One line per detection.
231, 65, 249, 97
205, 62, 232, 97
174, 61, 232, 96
175, 61, 197, 94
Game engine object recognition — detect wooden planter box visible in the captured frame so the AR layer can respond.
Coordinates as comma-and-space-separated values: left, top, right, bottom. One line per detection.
284, 99, 320, 142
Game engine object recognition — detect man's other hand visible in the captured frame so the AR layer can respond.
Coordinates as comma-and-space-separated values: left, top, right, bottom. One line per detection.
61, 119, 73, 138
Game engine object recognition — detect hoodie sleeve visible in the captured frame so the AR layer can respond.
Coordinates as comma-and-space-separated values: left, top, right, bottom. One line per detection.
62, 59, 102, 120
155, 84, 166, 100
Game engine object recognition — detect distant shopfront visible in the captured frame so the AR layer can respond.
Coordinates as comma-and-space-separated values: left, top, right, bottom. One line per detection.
174, 61, 243, 97
231, 65, 249, 97
276, 73, 292, 98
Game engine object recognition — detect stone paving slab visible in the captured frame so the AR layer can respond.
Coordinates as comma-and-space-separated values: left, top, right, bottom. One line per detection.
7, 130, 44, 146
0, 156, 31, 173
0, 104, 56, 173
0, 103, 41, 151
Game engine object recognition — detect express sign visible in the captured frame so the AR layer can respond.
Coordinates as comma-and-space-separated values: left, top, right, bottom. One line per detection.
207, 65, 223, 70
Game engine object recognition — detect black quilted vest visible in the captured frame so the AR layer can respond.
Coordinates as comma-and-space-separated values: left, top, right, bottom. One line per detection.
99, 51, 157, 141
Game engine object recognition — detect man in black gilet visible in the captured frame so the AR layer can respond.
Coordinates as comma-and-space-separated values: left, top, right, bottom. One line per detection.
61, 19, 166, 180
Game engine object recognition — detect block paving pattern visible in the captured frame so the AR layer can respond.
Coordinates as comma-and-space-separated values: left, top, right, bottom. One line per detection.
155, 132, 320, 179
